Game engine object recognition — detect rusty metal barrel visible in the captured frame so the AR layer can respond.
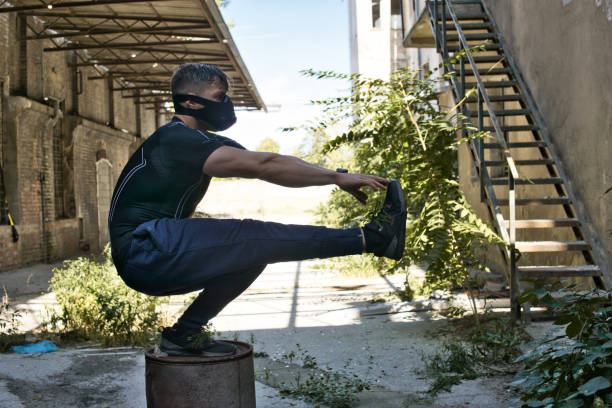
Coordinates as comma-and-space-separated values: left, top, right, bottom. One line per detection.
145, 341, 255, 408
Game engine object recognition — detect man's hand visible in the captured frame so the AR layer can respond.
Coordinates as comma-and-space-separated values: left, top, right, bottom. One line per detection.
336, 173, 389, 204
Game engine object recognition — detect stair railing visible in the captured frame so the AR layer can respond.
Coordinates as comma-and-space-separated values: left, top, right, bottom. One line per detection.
430, 0, 522, 319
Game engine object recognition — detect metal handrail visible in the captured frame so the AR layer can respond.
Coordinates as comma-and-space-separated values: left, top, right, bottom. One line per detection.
430, 0, 523, 318
430, 0, 517, 250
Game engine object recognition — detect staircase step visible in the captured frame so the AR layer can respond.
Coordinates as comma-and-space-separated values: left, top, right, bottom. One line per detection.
443, 23, 492, 30
485, 159, 554, 166
518, 265, 600, 278
465, 80, 517, 88
484, 141, 547, 148
504, 219, 580, 229
491, 177, 563, 185
470, 55, 505, 63
497, 197, 571, 206
468, 109, 531, 117
483, 125, 538, 132
429, 0, 482, 4
466, 94, 523, 103
460, 68, 512, 76
446, 33, 497, 41
447, 43, 502, 51
515, 241, 590, 252
438, 13, 489, 20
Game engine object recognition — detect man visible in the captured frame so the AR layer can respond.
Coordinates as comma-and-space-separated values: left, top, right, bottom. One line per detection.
108, 63, 406, 357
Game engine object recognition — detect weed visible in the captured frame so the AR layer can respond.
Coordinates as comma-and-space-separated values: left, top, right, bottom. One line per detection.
0, 288, 25, 352
253, 351, 269, 358
420, 314, 527, 395
278, 344, 370, 407
511, 282, 612, 407
394, 274, 415, 301
263, 367, 271, 381
296, 344, 318, 369
249, 332, 256, 344
421, 342, 478, 395
45, 245, 169, 346
188, 323, 216, 348
281, 350, 296, 364
466, 316, 527, 366
280, 368, 370, 408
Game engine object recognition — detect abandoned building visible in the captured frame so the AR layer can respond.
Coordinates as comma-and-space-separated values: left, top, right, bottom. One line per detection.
0, 0, 264, 271
349, 0, 611, 316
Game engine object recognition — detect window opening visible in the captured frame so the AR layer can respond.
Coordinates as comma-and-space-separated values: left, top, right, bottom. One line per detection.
0, 85, 7, 225
391, 0, 402, 29
52, 102, 65, 219
372, 0, 381, 28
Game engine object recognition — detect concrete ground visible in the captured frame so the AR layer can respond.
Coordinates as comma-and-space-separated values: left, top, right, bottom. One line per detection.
0, 260, 518, 408
0, 180, 522, 407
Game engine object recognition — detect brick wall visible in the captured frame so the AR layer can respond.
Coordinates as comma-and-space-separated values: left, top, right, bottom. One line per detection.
0, 13, 157, 272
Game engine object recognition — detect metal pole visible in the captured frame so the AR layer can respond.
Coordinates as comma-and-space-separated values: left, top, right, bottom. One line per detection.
509, 173, 520, 321
433, 0, 439, 52
478, 89, 485, 202
441, 0, 447, 58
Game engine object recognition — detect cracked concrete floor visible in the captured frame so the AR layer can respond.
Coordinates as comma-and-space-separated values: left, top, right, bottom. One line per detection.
0, 260, 516, 407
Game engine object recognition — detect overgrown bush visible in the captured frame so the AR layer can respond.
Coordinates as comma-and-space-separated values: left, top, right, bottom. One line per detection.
0, 288, 25, 352
47, 245, 168, 346
511, 282, 612, 407
291, 66, 501, 292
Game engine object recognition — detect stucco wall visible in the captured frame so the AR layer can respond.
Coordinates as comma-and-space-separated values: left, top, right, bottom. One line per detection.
482, 0, 612, 276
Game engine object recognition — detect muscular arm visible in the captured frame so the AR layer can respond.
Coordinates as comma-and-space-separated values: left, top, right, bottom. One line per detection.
203, 146, 388, 203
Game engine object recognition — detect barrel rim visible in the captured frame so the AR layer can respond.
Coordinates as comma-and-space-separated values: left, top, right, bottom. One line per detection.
145, 340, 253, 365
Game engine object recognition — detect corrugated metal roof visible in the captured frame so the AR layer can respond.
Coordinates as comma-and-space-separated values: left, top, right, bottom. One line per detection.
1, 0, 266, 111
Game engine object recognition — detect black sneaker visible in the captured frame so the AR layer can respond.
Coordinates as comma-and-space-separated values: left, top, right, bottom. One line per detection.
160, 326, 236, 357
362, 179, 406, 260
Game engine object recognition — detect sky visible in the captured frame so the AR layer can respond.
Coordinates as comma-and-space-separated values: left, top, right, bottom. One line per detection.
217, 0, 351, 154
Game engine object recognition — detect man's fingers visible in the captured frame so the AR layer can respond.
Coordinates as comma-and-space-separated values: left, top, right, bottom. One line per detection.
352, 190, 367, 204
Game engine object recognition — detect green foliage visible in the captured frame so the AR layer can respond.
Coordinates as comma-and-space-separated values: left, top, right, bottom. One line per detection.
280, 368, 370, 408
296, 67, 502, 291
466, 316, 528, 366
0, 288, 25, 352
279, 344, 370, 408
255, 137, 280, 153
421, 342, 479, 395
421, 315, 527, 395
512, 282, 612, 407
47, 245, 168, 346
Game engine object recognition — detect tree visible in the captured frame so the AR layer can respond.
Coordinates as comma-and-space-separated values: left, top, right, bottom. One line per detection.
256, 138, 280, 153
296, 67, 502, 291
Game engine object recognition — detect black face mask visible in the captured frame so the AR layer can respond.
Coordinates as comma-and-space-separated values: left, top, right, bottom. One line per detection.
172, 94, 237, 131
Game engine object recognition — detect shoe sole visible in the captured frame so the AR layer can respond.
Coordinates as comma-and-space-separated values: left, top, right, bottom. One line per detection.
162, 348, 236, 357
160, 338, 237, 357
386, 180, 406, 261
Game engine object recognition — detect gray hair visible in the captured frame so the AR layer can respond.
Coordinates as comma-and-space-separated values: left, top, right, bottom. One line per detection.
171, 63, 229, 95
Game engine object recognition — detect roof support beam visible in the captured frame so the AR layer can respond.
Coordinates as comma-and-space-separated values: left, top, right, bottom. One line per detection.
72, 58, 228, 67
0, 0, 170, 13
17, 11, 208, 24
122, 93, 170, 98
113, 86, 171, 91
88, 72, 173, 79
44, 38, 217, 51
28, 24, 211, 40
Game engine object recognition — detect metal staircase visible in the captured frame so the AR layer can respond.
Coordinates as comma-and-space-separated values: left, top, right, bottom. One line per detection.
425, 0, 607, 319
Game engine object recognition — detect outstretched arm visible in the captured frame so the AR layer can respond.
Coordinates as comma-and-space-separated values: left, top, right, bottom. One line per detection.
203, 146, 388, 204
